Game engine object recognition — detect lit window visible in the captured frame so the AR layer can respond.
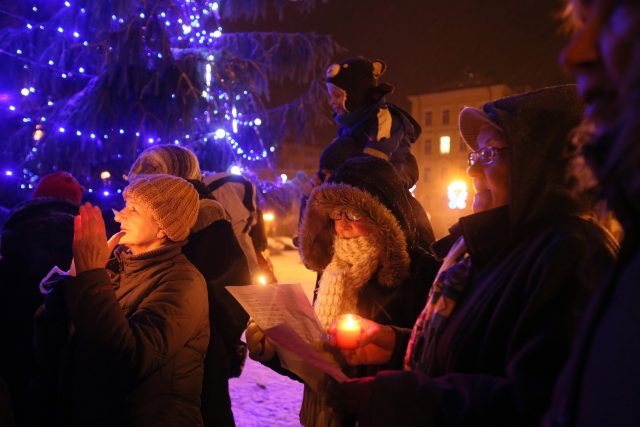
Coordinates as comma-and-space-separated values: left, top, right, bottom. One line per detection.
439, 136, 451, 154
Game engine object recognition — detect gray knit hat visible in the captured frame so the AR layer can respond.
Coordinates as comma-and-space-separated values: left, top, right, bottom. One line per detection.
123, 174, 199, 242
128, 145, 201, 181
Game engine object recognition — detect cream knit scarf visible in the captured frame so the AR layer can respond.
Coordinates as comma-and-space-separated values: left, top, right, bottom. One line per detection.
300, 235, 381, 427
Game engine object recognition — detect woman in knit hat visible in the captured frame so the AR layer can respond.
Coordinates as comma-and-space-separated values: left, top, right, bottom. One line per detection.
35, 174, 209, 426
331, 86, 618, 427
129, 144, 252, 427
247, 156, 440, 427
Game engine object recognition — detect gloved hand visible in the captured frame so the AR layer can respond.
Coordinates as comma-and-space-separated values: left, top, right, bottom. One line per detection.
246, 319, 275, 362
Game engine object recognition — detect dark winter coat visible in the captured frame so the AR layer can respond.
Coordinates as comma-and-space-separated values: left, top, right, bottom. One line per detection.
35, 243, 209, 427
183, 196, 252, 427
299, 156, 440, 426
361, 85, 618, 427
0, 197, 77, 424
300, 155, 439, 354
333, 95, 421, 189
543, 95, 640, 426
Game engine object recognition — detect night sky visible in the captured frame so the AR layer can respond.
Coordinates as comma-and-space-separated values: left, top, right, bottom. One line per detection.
227, 0, 572, 111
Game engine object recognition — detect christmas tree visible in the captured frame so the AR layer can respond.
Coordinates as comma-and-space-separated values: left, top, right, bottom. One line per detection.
0, 0, 341, 198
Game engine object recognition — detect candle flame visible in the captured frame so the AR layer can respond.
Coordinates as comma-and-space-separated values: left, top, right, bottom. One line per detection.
258, 275, 267, 286
340, 314, 360, 331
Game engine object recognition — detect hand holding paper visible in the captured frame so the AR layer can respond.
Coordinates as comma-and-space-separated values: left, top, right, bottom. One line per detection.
226, 283, 348, 390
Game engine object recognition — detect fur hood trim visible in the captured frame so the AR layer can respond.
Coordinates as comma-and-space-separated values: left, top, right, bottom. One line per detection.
299, 183, 410, 287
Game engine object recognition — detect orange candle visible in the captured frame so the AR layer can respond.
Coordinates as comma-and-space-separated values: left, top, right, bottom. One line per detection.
335, 314, 362, 349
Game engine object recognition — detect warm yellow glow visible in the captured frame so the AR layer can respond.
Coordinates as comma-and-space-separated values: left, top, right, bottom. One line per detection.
339, 314, 360, 331
258, 275, 267, 286
33, 129, 44, 141
263, 212, 275, 222
439, 135, 451, 154
447, 180, 468, 210
100, 171, 112, 180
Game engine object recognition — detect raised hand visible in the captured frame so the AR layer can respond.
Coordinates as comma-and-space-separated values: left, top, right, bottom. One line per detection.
72, 203, 124, 274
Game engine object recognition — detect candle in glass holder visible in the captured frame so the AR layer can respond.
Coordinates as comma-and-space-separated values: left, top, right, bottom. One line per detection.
335, 314, 362, 349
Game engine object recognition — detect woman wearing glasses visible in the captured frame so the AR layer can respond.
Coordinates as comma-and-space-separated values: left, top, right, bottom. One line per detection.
331, 85, 617, 427
246, 156, 439, 426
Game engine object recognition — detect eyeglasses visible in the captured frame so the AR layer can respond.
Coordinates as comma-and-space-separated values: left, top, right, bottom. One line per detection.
329, 208, 362, 222
468, 146, 508, 167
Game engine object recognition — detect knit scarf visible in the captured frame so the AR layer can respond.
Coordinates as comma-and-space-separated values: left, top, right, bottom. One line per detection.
300, 235, 381, 427
404, 237, 472, 371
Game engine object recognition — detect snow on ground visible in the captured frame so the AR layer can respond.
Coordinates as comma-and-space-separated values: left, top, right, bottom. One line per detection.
229, 246, 317, 427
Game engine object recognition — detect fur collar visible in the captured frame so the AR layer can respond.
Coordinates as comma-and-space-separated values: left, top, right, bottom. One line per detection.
299, 183, 410, 287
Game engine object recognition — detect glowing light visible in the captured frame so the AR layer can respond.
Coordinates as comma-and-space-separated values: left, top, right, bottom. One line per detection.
254, 118, 262, 126
20, 88, 29, 96
5, 170, 13, 176
215, 128, 226, 139
33, 129, 44, 141
229, 165, 242, 175
263, 212, 275, 222
447, 180, 468, 210
439, 136, 451, 155
100, 171, 111, 180
58, 127, 65, 133
212, 30, 222, 38
280, 173, 288, 184
258, 275, 267, 286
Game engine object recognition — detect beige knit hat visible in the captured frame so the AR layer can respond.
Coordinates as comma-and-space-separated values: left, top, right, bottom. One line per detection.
123, 174, 199, 242
128, 144, 201, 181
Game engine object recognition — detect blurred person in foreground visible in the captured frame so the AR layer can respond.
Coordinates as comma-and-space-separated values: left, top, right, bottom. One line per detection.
544, 1, 640, 426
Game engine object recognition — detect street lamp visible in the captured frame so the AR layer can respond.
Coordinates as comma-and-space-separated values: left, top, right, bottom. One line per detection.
447, 180, 468, 210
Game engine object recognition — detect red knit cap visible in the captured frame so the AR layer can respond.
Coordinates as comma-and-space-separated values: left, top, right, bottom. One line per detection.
33, 171, 84, 205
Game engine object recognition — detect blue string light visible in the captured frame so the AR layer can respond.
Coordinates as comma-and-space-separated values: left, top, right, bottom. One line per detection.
1, 0, 272, 194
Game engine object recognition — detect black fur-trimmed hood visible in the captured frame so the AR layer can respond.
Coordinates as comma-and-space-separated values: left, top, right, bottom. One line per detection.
299, 157, 416, 287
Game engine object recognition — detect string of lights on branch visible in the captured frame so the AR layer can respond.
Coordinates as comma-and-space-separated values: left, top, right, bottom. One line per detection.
0, 0, 273, 197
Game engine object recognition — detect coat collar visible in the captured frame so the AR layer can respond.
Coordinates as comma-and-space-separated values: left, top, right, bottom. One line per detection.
432, 206, 510, 269
114, 241, 185, 275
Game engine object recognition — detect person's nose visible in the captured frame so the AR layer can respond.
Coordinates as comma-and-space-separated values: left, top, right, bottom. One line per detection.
559, 18, 600, 74
114, 208, 126, 223
466, 161, 483, 178
334, 216, 350, 233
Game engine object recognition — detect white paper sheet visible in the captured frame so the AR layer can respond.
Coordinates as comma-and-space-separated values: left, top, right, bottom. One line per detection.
226, 283, 348, 390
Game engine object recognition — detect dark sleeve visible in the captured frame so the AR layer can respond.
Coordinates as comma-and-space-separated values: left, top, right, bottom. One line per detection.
184, 220, 252, 351
366, 228, 616, 427
32, 278, 72, 373
64, 268, 208, 384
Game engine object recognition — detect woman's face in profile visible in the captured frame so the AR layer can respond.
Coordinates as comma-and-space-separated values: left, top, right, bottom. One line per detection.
466, 126, 510, 213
